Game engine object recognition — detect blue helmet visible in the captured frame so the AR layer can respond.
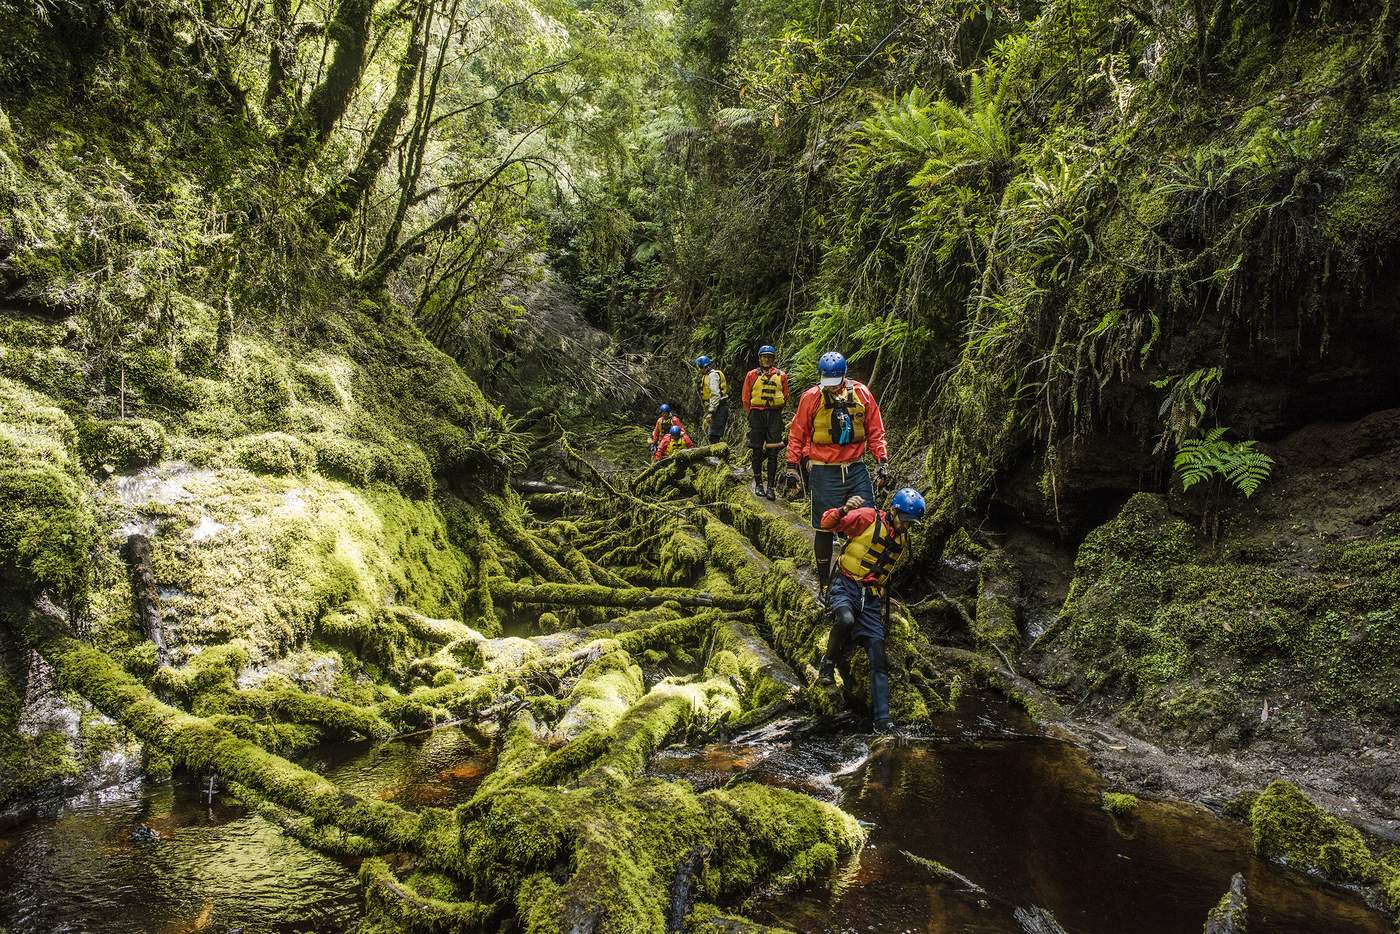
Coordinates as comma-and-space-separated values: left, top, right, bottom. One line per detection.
758, 344, 776, 358
695, 356, 711, 368
818, 351, 847, 386
669, 425, 683, 437
890, 487, 926, 521
659, 403, 671, 414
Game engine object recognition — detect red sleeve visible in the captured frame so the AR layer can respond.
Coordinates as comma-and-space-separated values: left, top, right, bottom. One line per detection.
681, 431, 693, 447
860, 384, 888, 462
786, 388, 816, 464
820, 505, 877, 534
741, 370, 756, 411
651, 418, 662, 444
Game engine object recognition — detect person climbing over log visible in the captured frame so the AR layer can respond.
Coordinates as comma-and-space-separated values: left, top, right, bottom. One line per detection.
816, 487, 926, 734
784, 350, 890, 600
741, 344, 790, 500
654, 423, 694, 461
649, 403, 683, 456
694, 355, 729, 444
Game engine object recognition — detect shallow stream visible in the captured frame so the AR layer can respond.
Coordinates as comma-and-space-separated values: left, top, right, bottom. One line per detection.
0, 697, 1388, 933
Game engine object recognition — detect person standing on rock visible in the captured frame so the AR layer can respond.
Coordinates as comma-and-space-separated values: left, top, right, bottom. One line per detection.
741, 344, 790, 500
649, 403, 683, 456
817, 487, 925, 734
653, 423, 694, 461
785, 351, 890, 599
694, 355, 729, 444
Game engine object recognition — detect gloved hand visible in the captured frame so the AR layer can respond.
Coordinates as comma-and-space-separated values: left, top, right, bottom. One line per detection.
785, 466, 801, 493
843, 494, 866, 512
875, 461, 890, 491
649, 443, 657, 455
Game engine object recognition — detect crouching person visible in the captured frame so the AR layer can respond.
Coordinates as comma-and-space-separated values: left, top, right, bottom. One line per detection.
816, 487, 926, 734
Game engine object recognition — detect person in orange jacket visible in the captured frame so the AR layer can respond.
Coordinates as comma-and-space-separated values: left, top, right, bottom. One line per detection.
785, 350, 889, 599
653, 423, 694, 461
649, 404, 683, 455
741, 344, 790, 500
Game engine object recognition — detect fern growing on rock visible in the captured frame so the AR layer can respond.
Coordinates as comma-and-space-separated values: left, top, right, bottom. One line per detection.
1173, 427, 1274, 498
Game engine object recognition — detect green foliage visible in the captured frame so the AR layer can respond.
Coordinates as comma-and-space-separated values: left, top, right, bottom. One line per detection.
1101, 791, 1138, 816
1173, 427, 1274, 498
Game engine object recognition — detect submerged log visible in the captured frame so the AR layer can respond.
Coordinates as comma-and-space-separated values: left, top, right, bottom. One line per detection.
1013, 906, 1070, 934
490, 579, 762, 612
1204, 873, 1247, 934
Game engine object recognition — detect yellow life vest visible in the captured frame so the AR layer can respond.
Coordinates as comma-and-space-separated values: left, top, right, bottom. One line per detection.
811, 386, 866, 446
750, 369, 786, 408
838, 512, 908, 585
700, 370, 728, 404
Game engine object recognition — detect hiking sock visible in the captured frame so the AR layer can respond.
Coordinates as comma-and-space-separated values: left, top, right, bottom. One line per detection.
751, 449, 765, 488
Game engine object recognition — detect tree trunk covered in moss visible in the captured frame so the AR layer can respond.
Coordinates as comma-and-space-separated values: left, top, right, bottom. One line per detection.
315, 0, 430, 231
632, 443, 728, 491
286, 0, 374, 148
491, 579, 761, 611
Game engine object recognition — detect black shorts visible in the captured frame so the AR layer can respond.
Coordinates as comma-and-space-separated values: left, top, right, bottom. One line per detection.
747, 408, 785, 449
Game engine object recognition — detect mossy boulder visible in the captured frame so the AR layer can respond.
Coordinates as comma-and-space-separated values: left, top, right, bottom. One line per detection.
80, 417, 166, 471
1248, 781, 1377, 883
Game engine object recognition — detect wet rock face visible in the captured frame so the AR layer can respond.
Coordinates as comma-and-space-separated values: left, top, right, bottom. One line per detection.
1025, 407, 1400, 767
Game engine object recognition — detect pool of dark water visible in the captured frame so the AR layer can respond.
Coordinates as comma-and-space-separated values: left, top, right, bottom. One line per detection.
0, 723, 493, 934
655, 697, 1389, 934
0, 699, 1389, 933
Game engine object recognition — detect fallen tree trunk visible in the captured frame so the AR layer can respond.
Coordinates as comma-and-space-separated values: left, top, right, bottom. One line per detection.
512, 479, 581, 496
490, 579, 761, 612
631, 443, 728, 491
26, 614, 421, 847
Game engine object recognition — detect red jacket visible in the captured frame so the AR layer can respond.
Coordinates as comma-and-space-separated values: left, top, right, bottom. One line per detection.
741, 366, 790, 411
785, 380, 887, 465
651, 414, 683, 445
820, 504, 878, 535
654, 430, 694, 461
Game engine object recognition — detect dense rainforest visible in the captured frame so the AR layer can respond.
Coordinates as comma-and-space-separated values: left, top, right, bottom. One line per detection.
1, 0, 1398, 930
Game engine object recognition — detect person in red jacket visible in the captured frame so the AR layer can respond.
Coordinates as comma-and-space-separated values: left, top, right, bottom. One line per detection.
741, 344, 790, 500
649, 404, 682, 455
785, 350, 889, 598
816, 487, 926, 734
653, 424, 693, 461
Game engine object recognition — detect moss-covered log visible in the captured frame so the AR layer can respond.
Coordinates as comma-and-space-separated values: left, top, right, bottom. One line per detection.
632, 443, 729, 493
491, 580, 761, 612
29, 622, 421, 847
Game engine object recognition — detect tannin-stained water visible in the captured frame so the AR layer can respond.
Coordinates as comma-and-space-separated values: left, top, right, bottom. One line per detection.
0, 699, 1389, 933
657, 696, 1389, 934
0, 724, 493, 934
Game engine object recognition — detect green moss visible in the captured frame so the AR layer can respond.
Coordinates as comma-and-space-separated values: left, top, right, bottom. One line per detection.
0, 376, 97, 600
662, 527, 708, 585
1249, 781, 1378, 883
1047, 493, 1400, 738
80, 418, 166, 471
1101, 791, 1138, 816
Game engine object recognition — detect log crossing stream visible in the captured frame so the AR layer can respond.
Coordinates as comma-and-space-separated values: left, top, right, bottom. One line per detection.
1, 446, 1391, 933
